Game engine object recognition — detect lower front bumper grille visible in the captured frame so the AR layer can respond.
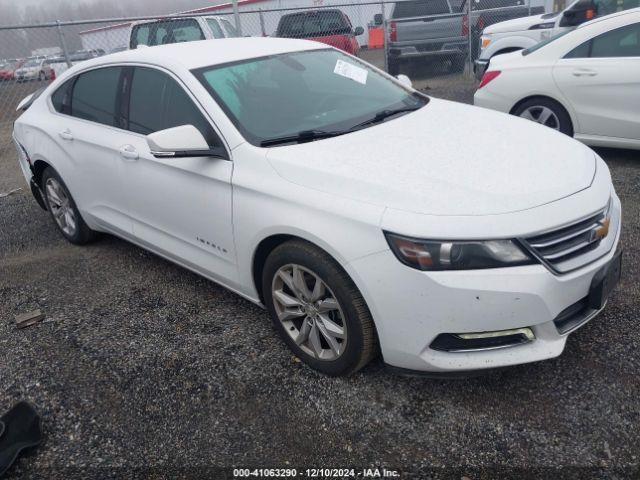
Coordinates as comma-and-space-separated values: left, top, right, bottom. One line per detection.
430, 328, 535, 353
553, 296, 603, 335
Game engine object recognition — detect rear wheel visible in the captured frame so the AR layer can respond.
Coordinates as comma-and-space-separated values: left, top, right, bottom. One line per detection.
387, 57, 401, 76
262, 240, 377, 376
42, 167, 97, 245
512, 97, 573, 137
449, 55, 466, 73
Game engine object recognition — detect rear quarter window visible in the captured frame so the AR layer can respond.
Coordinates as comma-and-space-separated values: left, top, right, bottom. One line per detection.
51, 79, 74, 114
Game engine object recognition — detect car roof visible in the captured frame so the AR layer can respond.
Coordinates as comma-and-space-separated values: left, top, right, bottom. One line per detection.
131, 15, 231, 26
578, 6, 640, 29
78, 37, 326, 72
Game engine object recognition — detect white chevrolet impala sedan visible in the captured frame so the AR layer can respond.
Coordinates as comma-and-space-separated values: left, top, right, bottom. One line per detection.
13, 38, 621, 376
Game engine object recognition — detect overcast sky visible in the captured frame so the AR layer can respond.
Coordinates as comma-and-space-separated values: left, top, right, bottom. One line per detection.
0, 0, 229, 24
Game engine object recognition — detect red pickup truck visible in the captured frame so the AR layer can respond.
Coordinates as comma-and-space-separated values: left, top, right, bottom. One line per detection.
275, 9, 364, 56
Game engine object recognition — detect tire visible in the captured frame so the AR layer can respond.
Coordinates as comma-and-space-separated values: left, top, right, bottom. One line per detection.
387, 57, 401, 76
41, 167, 98, 245
512, 97, 574, 137
449, 55, 466, 73
262, 240, 378, 376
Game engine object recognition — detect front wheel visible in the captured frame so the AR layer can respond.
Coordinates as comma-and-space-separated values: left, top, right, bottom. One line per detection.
512, 97, 573, 137
262, 240, 378, 376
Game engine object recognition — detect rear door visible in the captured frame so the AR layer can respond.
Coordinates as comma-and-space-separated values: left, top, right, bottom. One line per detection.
49, 66, 132, 234
553, 21, 640, 140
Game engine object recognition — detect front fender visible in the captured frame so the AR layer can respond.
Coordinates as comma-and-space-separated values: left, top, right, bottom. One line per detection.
482, 35, 537, 60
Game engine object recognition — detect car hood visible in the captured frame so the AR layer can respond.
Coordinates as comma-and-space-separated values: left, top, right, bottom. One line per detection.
265, 99, 596, 216
484, 14, 546, 34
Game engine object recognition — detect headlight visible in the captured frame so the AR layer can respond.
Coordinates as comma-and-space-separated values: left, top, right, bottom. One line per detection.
480, 36, 491, 49
384, 232, 535, 271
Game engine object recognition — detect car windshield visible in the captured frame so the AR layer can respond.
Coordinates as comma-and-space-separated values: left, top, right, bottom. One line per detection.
23, 59, 41, 68
70, 52, 91, 61
194, 49, 428, 147
523, 29, 573, 55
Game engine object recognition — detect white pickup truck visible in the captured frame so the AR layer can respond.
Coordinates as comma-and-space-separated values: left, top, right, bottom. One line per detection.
474, 0, 638, 77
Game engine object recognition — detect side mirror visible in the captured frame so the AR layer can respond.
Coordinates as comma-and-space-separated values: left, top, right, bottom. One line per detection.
396, 74, 413, 89
373, 14, 384, 26
559, 0, 596, 27
354, 26, 365, 36
147, 125, 227, 159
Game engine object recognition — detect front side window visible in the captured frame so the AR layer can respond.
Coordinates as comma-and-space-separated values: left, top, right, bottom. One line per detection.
194, 49, 428, 146
591, 22, 640, 57
128, 67, 220, 147
70, 67, 123, 126
565, 22, 640, 58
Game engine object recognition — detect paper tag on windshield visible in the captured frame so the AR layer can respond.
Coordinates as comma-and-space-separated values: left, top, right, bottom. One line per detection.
334, 59, 368, 85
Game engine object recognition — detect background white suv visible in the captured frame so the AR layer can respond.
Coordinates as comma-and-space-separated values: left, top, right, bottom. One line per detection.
129, 16, 239, 49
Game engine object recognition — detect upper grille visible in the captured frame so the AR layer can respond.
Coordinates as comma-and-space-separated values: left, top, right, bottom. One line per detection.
522, 201, 616, 274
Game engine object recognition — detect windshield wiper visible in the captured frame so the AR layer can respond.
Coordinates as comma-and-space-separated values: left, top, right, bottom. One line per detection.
259, 105, 423, 147
260, 129, 347, 147
349, 105, 423, 131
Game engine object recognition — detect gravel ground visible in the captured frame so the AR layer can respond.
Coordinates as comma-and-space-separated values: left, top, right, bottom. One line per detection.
0, 74, 639, 479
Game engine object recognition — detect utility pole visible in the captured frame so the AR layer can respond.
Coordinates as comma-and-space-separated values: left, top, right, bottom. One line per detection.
232, 0, 243, 36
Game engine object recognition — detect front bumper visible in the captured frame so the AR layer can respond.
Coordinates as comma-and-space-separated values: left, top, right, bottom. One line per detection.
348, 196, 622, 373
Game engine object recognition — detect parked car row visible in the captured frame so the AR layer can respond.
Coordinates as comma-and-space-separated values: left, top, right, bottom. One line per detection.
12, 32, 623, 377
0, 49, 108, 82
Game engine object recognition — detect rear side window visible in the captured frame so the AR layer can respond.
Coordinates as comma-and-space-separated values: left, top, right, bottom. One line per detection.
277, 11, 351, 38
392, 0, 451, 18
128, 67, 220, 147
565, 22, 640, 58
70, 67, 123, 126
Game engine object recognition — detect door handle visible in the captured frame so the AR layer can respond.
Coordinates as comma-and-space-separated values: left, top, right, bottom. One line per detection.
58, 129, 73, 141
572, 69, 597, 77
119, 145, 139, 161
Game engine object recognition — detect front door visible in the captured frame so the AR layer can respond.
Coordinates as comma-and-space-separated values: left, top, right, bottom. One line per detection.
117, 66, 237, 286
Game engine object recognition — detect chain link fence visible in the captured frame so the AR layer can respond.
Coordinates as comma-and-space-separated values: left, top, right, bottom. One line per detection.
0, 0, 548, 150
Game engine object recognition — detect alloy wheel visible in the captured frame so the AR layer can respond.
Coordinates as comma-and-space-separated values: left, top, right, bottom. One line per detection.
519, 106, 560, 130
271, 264, 347, 361
45, 177, 77, 236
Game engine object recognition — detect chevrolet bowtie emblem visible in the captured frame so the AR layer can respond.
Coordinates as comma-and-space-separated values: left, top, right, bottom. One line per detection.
592, 218, 611, 242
